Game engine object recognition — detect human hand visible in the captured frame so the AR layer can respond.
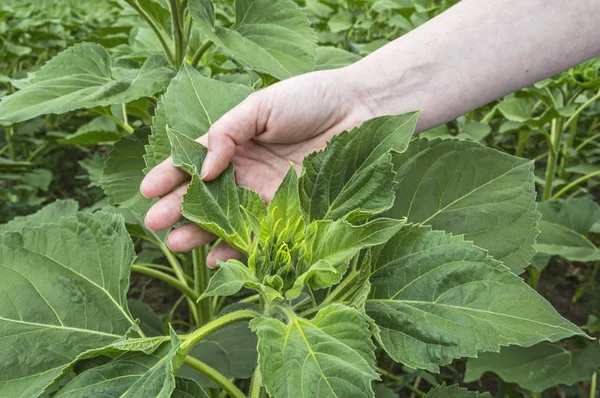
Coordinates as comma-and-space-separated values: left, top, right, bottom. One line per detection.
140, 67, 375, 267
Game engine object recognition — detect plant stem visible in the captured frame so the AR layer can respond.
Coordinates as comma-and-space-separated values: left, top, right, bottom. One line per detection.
168, 0, 185, 68
551, 170, 600, 199
376, 368, 424, 396
300, 269, 361, 318
516, 130, 528, 157
576, 131, 600, 151
190, 40, 214, 68
125, 0, 175, 66
180, 310, 259, 352
543, 118, 565, 200
159, 242, 200, 326
121, 103, 132, 133
527, 267, 541, 290
5, 126, 15, 161
249, 366, 263, 398
564, 89, 600, 130
590, 369, 598, 398
131, 264, 199, 302
183, 356, 246, 398
193, 246, 212, 325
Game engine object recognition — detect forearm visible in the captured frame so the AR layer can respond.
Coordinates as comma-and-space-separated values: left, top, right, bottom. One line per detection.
345, 0, 600, 132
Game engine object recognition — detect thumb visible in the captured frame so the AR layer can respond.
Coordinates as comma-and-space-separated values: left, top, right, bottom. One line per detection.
201, 92, 266, 181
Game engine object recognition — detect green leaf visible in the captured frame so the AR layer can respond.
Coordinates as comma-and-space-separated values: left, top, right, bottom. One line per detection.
0, 199, 79, 233
327, 10, 353, 33
497, 97, 532, 122
315, 46, 361, 71
386, 138, 540, 273
58, 116, 121, 145
365, 224, 583, 372
179, 322, 257, 388
300, 113, 418, 222
56, 331, 183, 397
172, 377, 210, 398
0, 43, 174, 124
101, 130, 156, 215
464, 343, 600, 392
456, 122, 491, 142
202, 259, 260, 298
423, 383, 491, 398
535, 197, 600, 261
168, 127, 257, 253
373, 384, 397, 398
128, 299, 165, 337
267, 166, 305, 243
144, 63, 252, 170
287, 218, 404, 298
189, 0, 317, 80
0, 212, 136, 397
251, 304, 378, 398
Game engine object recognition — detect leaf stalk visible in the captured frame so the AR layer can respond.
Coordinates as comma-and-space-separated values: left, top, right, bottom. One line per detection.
183, 356, 246, 398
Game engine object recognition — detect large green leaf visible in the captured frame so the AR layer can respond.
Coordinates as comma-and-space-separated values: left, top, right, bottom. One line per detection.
464, 342, 600, 392
168, 127, 257, 253
0, 199, 79, 233
55, 332, 185, 398
300, 113, 418, 222
144, 63, 252, 170
0, 43, 174, 124
535, 197, 600, 261
386, 138, 540, 273
251, 304, 378, 398
0, 212, 136, 397
172, 377, 210, 398
287, 218, 403, 298
179, 322, 257, 388
189, 0, 317, 80
365, 224, 583, 372
423, 383, 491, 398
101, 130, 156, 216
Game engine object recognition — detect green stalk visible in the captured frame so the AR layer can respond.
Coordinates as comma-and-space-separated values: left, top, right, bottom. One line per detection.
300, 269, 361, 317
121, 103, 132, 134
125, 0, 175, 66
180, 309, 259, 352
183, 356, 246, 398
563, 89, 600, 130
131, 264, 199, 302
249, 366, 263, 398
576, 131, 600, 151
543, 118, 565, 200
551, 170, 600, 199
159, 242, 200, 326
376, 367, 424, 397
591, 370, 597, 398
5, 126, 15, 161
193, 246, 212, 326
559, 116, 578, 178
190, 41, 214, 68
516, 130, 528, 157
527, 267, 541, 290
168, 0, 185, 68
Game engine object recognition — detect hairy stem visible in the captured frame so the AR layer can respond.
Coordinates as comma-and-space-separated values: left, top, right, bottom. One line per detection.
183, 356, 246, 398
249, 366, 263, 398
180, 310, 259, 352
131, 264, 199, 302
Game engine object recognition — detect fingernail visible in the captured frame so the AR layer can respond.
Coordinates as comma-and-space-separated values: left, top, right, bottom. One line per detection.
201, 153, 211, 179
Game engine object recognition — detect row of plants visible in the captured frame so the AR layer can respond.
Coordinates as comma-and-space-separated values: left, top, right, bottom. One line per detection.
0, 0, 598, 397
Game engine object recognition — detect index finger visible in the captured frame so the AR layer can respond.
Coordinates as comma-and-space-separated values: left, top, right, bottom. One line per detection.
140, 156, 188, 198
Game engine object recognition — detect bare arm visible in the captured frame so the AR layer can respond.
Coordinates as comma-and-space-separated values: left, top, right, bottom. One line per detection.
347, 0, 600, 131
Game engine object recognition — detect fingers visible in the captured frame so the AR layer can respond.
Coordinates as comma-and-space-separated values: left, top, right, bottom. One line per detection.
207, 242, 243, 268
201, 92, 267, 181
140, 157, 188, 199
167, 223, 216, 252
144, 184, 188, 231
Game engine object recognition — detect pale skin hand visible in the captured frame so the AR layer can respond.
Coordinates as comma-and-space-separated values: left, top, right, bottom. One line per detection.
141, 0, 600, 268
